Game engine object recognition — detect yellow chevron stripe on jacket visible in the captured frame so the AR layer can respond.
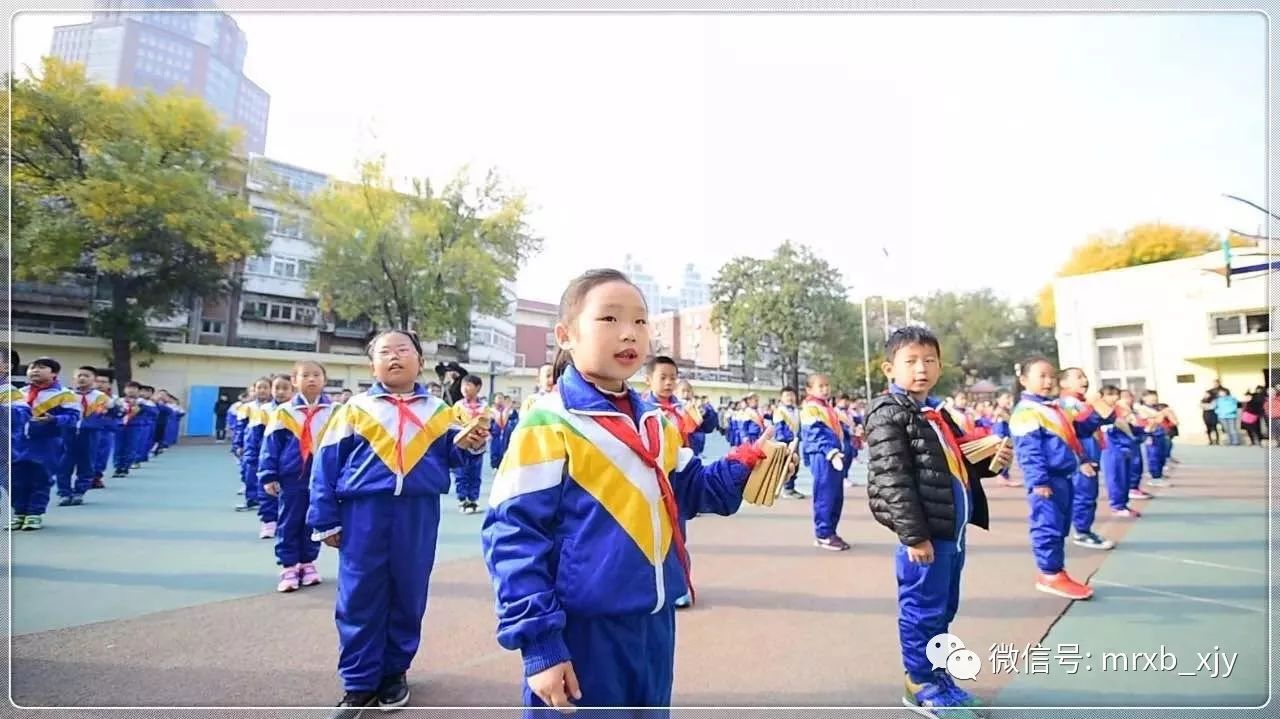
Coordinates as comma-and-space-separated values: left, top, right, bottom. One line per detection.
33, 389, 78, 417
320, 394, 455, 475
491, 394, 684, 565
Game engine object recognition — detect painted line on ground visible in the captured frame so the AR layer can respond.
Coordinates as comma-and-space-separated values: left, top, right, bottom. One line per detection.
1088, 578, 1265, 614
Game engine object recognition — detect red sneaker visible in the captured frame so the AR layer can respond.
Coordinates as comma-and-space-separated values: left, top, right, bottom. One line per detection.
1035, 572, 1094, 600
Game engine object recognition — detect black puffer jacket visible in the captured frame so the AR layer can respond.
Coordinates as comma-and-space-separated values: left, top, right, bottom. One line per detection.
865, 392, 994, 547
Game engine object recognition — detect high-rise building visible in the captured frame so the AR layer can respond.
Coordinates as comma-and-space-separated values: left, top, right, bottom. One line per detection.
679, 263, 710, 308
50, 1, 270, 154
622, 254, 662, 314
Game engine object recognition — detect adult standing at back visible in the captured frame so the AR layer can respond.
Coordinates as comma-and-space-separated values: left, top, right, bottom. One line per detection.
1214, 388, 1241, 446
1200, 391, 1220, 445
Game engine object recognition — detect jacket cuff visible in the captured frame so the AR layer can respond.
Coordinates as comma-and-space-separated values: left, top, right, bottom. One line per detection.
311, 525, 342, 541
521, 632, 571, 677
725, 443, 767, 469
825, 448, 841, 463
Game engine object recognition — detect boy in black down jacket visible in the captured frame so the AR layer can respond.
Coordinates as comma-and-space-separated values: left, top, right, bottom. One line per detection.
865, 326, 1011, 718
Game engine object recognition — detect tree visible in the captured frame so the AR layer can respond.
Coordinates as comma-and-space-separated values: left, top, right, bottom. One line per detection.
8, 59, 265, 388
711, 241, 847, 391
285, 157, 540, 342
1037, 222, 1230, 327
809, 299, 872, 398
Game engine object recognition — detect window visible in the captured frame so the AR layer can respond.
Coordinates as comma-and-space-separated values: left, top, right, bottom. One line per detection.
1094, 325, 1147, 392
271, 257, 298, 279
269, 304, 293, 321
201, 319, 224, 335
1211, 310, 1270, 341
244, 255, 270, 274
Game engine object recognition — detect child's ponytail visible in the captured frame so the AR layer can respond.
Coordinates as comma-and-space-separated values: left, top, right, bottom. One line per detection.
552, 347, 573, 383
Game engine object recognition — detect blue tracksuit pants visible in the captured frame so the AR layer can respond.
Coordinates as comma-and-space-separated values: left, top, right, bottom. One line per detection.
522, 607, 676, 717
275, 482, 319, 567
1027, 473, 1073, 574
809, 454, 844, 539
453, 451, 484, 503
1070, 462, 1100, 534
1145, 437, 1166, 479
1101, 447, 1131, 511
133, 422, 152, 464
1128, 448, 1144, 489
57, 429, 100, 497
336, 493, 441, 692
94, 428, 115, 477
115, 426, 136, 472
896, 539, 965, 684
12, 462, 53, 517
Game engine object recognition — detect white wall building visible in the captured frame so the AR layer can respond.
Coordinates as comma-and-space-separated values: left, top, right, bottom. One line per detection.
1053, 245, 1274, 443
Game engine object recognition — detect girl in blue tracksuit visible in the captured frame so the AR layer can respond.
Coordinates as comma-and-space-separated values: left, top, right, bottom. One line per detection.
234, 379, 272, 512
132, 386, 158, 466
482, 269, 775, 715
1099, 386, 1141, 518
245, 375, 290, 539
1010, 358, 1113, 601
452, 375, 490, 514
675, 381, 718, 458
93, 373, 120, 486
772, 387, 806, 499
259, 361, 332, 593
489, 394, 519, 470
13, 358, 81, 531
309, 330, 489, 713
802, 374, 850, 551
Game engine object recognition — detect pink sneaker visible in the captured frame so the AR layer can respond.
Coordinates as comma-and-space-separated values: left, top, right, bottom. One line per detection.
276, 566, 300, 593
1112, 507, 1142, 518
1128, 489, 1152, 501
299, 562, 322, 586
259, 521, 277, 539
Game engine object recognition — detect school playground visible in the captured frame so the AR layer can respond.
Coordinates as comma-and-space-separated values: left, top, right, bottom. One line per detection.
7, 437, 1273, 716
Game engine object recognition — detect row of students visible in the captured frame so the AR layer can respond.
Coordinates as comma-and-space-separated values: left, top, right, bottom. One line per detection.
4, 352, 186, 530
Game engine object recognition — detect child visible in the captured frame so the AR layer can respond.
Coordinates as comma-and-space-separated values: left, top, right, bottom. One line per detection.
1118, 389, 1149, 499
675, 380, 718, 458
426, 382, 443, 399
92, 372, 119, 487
161, 390, 185, 449
309, 330, 488, 712
835, 394, 857, 483
801, 373, 850, 551
57, 366, 109, 506
234, 378, 272, 514
5, 351, 34, 530
227, 390, 247, 457
1010, 357, 1114, 600
482, 268, 779, 713
990, 391, 1018, 487
772, 386, 807, 500
1057, 368, 1115, 551
452, 375, 490, 514
945, 391, 977, 436
642, 355, 702, 608
13, 358, 81, 530
112, 382, 142, 477
865, 326, 1008, 716
131, 385, 158, 468
490, 393, 519, 471
738, 393, 767, 446
259, 361, 332, 592
152, 390, 174, 456
1143, 390, 1176, 485
245, 375, 291, 539
1100, 385, 1142, 518
519, 363, 556, 418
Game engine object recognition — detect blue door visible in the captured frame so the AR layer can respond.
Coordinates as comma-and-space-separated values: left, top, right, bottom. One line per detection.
186, 385, 219, 437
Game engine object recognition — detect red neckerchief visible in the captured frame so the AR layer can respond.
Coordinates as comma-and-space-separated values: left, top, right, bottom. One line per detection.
1047, 401, 1086, 457
381, 394, 426, 475
805, 395, 842, 434
496, 407, 509, 429
297, 399, 327, 461
592, 401, 693, 605
25, 382, 48, 408
920, 406, 970, 486
78, 389, 90, 414
654, 394, 698, 446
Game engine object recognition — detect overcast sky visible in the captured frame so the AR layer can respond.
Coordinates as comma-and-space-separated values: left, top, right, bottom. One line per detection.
12, 11, 1267, 305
